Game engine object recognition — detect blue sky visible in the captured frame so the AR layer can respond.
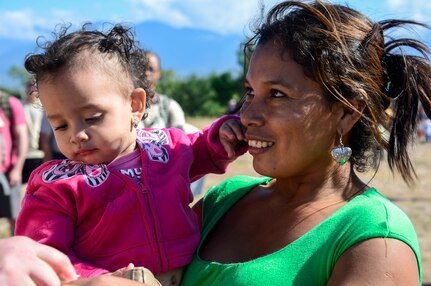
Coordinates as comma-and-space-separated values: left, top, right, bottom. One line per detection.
1, 0, 431, 89
1, 0, 431, 40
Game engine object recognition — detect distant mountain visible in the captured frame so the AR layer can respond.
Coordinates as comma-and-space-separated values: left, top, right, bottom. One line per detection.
0, 21, 245, 90
136, 21, 244, 75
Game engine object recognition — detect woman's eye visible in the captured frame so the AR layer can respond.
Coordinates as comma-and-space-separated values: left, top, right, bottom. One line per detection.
271, 89, 286, 98
244, 87, 254, 99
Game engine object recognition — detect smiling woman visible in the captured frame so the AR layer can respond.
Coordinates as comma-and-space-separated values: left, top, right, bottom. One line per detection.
179, 0, 431, 285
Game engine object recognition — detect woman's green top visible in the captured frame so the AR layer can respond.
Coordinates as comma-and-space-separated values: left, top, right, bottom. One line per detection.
181, 176, 422, 285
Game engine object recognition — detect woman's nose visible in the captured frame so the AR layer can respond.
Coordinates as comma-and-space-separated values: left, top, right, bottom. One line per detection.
240, 99, 264, 127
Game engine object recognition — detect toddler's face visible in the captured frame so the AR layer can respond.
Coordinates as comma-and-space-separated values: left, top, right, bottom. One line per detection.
38, 67, 137, 164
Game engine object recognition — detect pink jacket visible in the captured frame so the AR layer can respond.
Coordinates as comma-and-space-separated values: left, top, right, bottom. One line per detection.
16, 116, 245, 277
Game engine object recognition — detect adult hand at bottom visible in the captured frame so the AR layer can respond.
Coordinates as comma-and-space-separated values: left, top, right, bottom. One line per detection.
0, 236, 77, 286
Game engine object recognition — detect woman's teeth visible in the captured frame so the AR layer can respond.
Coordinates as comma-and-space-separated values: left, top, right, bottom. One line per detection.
248, 140, 274, 148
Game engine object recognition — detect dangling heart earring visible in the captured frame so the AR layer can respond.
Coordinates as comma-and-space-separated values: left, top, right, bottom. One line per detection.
331, 134, 352, 165
131, 117, 138, 129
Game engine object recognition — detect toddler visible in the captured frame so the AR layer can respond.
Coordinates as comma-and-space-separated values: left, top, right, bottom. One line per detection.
15, 24, 246, 284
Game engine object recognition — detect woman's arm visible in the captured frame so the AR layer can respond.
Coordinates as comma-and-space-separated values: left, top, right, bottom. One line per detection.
328, 238, 420, 285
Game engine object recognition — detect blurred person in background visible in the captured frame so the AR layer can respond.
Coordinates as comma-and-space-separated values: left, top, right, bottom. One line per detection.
22, 79, 45, 184
0, 90, 28, 235
142, 51, 206, 197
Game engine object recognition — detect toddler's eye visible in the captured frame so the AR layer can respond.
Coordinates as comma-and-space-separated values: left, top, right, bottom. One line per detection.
54, 124, 67, 131
86, 114, 103, 123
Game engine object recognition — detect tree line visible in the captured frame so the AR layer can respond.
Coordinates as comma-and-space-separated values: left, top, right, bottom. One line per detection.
157, 69, 243, 117
1, 62, 245, 118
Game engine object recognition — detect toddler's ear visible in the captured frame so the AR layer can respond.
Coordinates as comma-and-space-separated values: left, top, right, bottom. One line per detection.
131, 88, 146, 122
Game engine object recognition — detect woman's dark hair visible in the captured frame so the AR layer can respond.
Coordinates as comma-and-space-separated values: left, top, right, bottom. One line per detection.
24, 23, 154, 117
243, 0, 431, 185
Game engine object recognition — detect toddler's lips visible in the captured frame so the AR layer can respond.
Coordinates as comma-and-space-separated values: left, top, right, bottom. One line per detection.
76, 149, 96, 156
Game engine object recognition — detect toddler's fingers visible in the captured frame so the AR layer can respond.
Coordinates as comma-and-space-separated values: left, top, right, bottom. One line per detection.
220, 139, 235, 159
112, 263, 135, 277
226, 121, 245, 141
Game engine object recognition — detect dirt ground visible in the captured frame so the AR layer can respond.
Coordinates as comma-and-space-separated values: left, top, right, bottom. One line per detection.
1, 117, 430, 283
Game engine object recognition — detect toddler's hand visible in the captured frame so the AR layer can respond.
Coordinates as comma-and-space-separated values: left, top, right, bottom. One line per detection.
219, 118, 245, 159
111, 263, 135, 277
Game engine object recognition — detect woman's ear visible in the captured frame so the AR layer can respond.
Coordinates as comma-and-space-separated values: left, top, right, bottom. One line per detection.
337, 91, 367, 134
130, 88, 147, 124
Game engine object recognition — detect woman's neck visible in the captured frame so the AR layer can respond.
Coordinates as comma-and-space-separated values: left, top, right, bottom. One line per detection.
267, 164, 367, 206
